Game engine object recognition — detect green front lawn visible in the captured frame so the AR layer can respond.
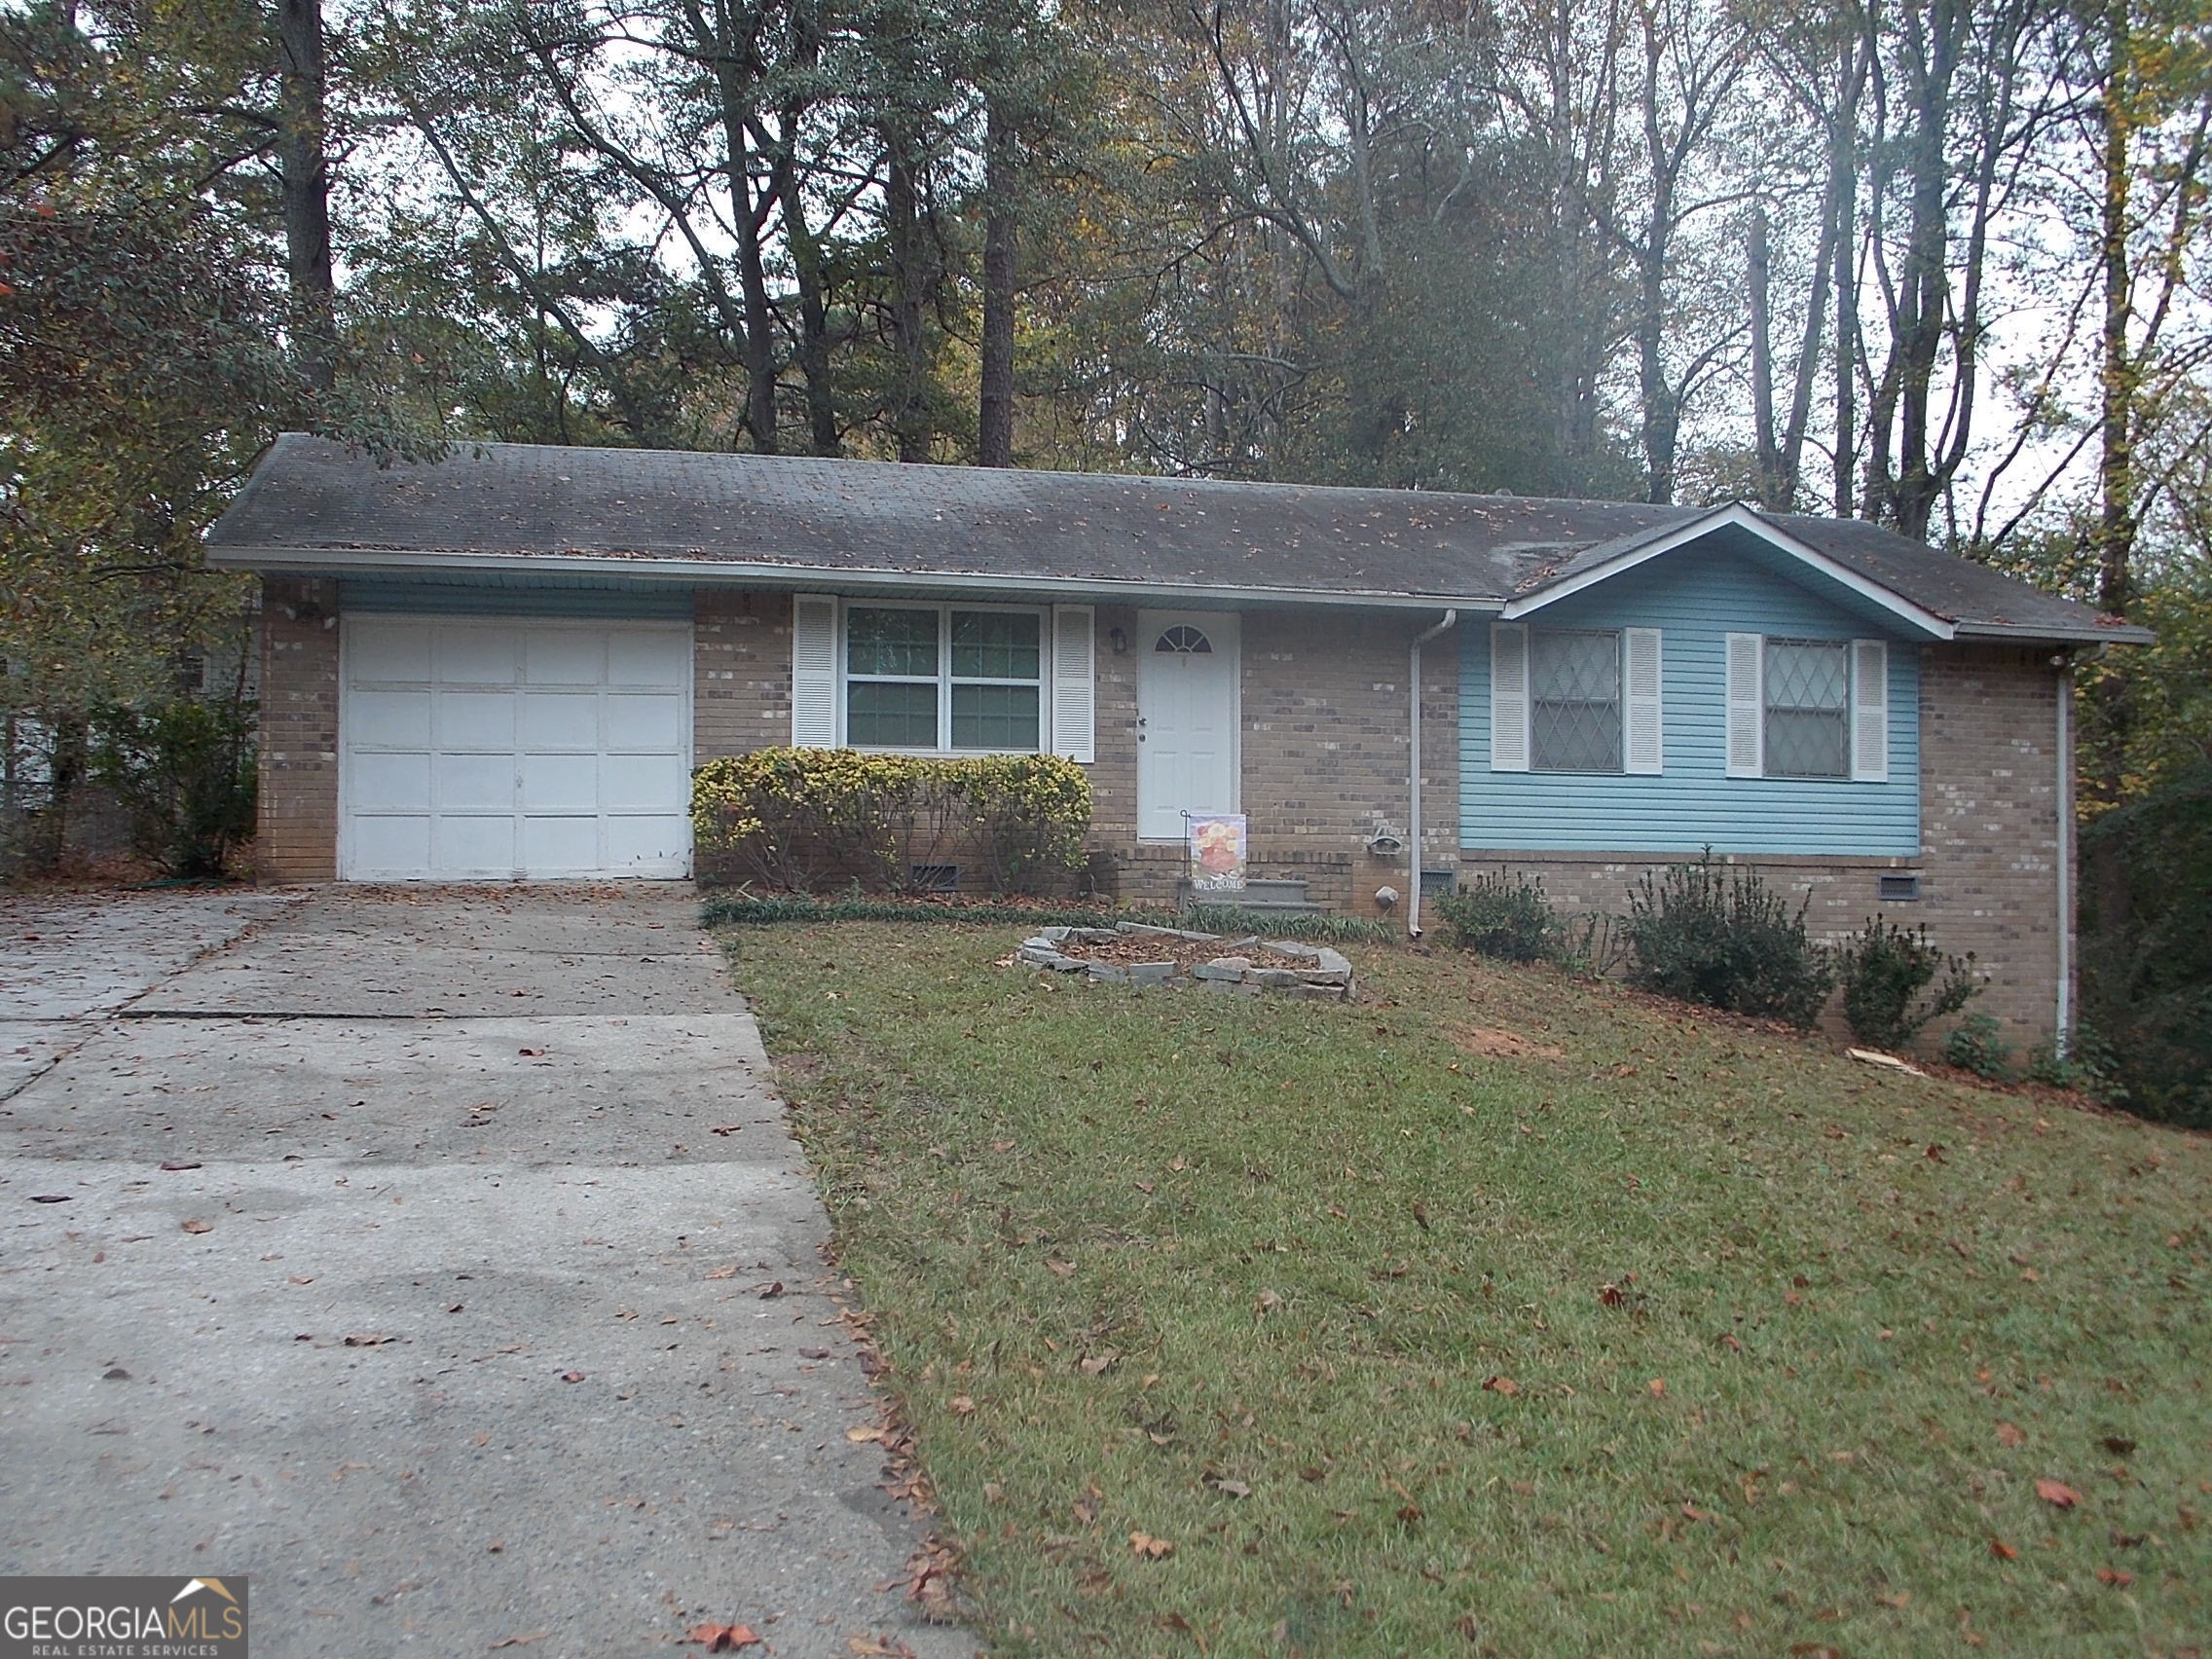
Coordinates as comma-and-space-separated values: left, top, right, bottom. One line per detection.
720, 922, 2211, 1658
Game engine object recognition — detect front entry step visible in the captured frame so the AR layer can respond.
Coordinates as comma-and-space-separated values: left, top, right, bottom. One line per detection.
1175, 877, 1327, 914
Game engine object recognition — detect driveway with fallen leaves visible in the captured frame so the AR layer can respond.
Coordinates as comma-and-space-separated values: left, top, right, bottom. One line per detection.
0, 885, 970, 1659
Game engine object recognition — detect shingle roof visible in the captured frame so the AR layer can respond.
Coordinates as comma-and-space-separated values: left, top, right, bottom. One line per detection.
204, 434, 2150, 644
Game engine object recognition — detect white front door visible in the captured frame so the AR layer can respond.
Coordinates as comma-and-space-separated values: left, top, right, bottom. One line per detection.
1136, 610, 1239, 841
340, 615, 693, 880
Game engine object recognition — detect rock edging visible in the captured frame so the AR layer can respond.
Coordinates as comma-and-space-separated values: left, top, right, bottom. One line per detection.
1014, 922, 1354, 1000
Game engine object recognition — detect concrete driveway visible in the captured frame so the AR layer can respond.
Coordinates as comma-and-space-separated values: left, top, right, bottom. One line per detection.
0, 886, 969, 1659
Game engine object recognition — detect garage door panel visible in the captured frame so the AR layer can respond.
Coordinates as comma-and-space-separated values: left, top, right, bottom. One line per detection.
350, 815, 432, 874
437, 629, 519, 684
349, 689, 432, 749
349, 620, 433, 682
435, 689, 517, 750
606, 691, 683, 751
520, 814, 601, 871
432, 750, 514, 812
608, 630, 689, 686
604, 815, 690, 870
351, 752, 431, 811
520, 753, 600, 812
438, 814, 518, 872
343, 617, 689, 880
525, 630, 605, 685
600, 752, 685, 811
518, 690, 599, 749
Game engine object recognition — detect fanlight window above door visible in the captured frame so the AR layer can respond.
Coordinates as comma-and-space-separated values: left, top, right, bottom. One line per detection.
1154, 625, 1213, 653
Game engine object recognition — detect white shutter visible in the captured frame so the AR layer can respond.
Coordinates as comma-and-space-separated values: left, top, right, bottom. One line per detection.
1051, 605, 1095, 762
1490, 623, 1530, 772
791, 594, 839, 747
1623, 626, 1663, 775
1725, 632, 1764, 778
1851, 638, 1889, 782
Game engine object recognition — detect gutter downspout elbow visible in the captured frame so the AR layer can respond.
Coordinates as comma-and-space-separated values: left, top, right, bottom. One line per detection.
1407, 609, 1459, 940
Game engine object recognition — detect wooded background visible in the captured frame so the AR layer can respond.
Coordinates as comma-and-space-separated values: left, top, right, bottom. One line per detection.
3, 0, 2209, 816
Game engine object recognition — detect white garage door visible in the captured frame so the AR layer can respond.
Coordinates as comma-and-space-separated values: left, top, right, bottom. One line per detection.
340, 616, 692, 879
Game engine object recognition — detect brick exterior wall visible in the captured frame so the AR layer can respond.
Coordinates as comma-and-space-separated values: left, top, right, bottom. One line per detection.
254, 576, 341, 883
694, 589, 793, 760
1456, 643, 2071, 1043
1097, 608, 1457, 917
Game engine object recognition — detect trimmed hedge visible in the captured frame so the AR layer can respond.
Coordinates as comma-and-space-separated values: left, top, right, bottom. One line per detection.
691, 748, 1091, 895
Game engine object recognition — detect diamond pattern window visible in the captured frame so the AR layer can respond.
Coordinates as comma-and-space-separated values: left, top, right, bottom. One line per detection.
1530, 628, 1622, 772
1764, 639, 1850, 778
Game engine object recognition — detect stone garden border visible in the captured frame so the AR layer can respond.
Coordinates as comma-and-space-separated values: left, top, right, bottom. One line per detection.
1014, 921, 1354, 1000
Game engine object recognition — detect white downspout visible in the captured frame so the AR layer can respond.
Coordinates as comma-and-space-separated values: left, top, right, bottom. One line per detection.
1407, 609, 1459, 939
2055, 651, 2074, 1050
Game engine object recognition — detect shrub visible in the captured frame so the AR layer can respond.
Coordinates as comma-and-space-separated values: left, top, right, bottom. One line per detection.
1835, 916, 1978, 1051
2025, 1022, 2120, 1100
691, 748, 1091, 895
2079, 762, 2212, 1126
87, 699, 256, 879
1943, 1013, 2013, 1081
1621, 853, 1835, 1028
1433, 873, 1558, 962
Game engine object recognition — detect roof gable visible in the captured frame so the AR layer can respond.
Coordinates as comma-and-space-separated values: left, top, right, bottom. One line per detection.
1500, 502, 1957, 640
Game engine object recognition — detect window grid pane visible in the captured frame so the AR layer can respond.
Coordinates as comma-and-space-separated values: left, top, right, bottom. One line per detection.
951, 611, 1041, 681
1530, 629, 1622, 773
847, 681, 939, 747
1764, 640, 1850, 778
950, 683, 1040, 750
847, 608, 939, 678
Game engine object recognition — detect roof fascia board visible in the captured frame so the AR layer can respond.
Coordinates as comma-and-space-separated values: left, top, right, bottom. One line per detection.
203, 544, 1510, 613
1952, 620, 2156, 645
1499, 501, 1958, 641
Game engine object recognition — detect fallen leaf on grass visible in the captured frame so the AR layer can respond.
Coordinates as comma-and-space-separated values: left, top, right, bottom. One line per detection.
686, 1622, 762, 1650
2103, 1436, 2137, 1456
2094, 1567, 2135, 1587
947, 1395, 977, 1417
180, 1218, 212, 1233
1078, 1350, 1119, 1377
1128, 1531, 1174, 1559
1648, 1378, 1667, 1398
1990, 1537, 2019, 1560
1997, 1421, 2028, 1448
1482, 1376, 1520, 1396
2036, 1479, 2083, 1508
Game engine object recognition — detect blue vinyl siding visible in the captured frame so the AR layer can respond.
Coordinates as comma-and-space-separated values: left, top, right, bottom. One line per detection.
1460, 545, 1921, 856
339, 576, 695, 620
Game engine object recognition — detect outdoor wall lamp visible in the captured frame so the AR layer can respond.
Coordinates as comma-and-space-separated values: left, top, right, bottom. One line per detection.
1109, 626, 1128, 654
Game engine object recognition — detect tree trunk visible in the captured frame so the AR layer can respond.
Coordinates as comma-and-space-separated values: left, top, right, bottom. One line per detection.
977, 98, 1016, 467
276, 0, 336, 397
2096, 0, 2137, 617
885, 138, 933, 462
1749, 206, 1779, 503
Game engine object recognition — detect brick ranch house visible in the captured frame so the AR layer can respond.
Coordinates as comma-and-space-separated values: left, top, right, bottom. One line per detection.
206, 435, 2151, 1041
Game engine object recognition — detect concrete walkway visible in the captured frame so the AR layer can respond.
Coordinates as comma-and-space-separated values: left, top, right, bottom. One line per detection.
0, 886, 970, 1659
